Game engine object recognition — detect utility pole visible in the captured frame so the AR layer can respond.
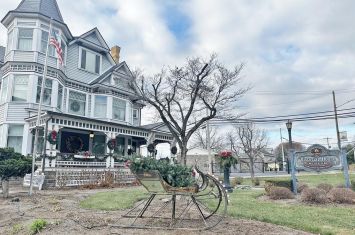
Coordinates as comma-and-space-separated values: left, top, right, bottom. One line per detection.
332, 91, 341, 150
279, 128, 286, 171
332, 91, 351, 188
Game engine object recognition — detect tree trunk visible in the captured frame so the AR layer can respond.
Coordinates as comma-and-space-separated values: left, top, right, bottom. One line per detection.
179, 145, 188, 166
1, 180, 9, 198
250, 159, 255, 179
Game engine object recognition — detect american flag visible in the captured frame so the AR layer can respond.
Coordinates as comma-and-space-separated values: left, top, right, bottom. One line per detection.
50, 29, 63, 65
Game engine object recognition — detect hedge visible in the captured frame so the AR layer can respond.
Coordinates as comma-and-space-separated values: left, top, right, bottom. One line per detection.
265, 178, 293, 195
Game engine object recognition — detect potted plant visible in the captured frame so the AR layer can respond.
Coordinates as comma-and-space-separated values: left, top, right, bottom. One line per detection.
218, 150, 238, 192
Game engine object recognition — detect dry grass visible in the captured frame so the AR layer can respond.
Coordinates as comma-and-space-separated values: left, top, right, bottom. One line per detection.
301, 188, 327, 204
268, 186, 294, 200
327, 188, 355, 204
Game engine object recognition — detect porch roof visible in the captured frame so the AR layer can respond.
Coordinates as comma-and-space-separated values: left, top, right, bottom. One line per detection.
25, 111, 174, 142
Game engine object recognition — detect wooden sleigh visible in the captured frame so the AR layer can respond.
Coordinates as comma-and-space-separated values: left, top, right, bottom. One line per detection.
111, 167, 228, 231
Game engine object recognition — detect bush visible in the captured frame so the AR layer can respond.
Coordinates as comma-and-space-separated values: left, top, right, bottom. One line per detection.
30, 219, 47, 234
317, 183, 333, 193
328, 188, 355, 204
351, 181, 355, 191
265, 179, 292, 195
297, 183, 309, 193
231, 177, 243, 186
301, 188, 328, 204
252, 177, 260, 186
269, 186, 295, 200
130, 157, 196, 187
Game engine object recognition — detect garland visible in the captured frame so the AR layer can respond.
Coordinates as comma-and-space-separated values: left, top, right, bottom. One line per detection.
47, 130, 58, 145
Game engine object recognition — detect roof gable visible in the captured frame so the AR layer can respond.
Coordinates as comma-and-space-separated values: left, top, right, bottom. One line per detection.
14, 0, 64, 23
78, 28, 109, 50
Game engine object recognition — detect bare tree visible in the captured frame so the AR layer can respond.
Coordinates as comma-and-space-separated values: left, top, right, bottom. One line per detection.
274, 142, 305, 162
131, 54, 248, 165
190, 127, 225, 152
235, 122, 268, 179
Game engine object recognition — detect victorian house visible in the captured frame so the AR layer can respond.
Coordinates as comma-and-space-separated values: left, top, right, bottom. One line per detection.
0, 0, 173, 158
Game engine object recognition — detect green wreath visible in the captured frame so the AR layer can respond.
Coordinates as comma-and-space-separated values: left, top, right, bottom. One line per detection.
47, 130, 58, 145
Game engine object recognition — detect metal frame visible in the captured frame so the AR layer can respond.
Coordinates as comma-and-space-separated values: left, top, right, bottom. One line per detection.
111, 168, 228, 231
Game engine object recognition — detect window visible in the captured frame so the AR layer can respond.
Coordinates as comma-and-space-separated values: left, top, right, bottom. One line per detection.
7, 125, 23, 153
69, 90, 86, 115
112, 98, 126, 121
36, 77, 52, 105
40, 30, 55, 56
7, 30, 13, 52
94, 96, 107, 118
133, 109, 139, 119
80, 48, 100, 74
57, 84, 63, 110
17, 28, 33, 51
12, 75, 28, 101
0, 77, 8, 104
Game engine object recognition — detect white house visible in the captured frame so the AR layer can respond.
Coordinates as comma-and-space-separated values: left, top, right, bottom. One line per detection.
0, 0, 173, 158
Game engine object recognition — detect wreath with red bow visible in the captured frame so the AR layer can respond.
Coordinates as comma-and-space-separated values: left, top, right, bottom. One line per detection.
47, 130, 58, 145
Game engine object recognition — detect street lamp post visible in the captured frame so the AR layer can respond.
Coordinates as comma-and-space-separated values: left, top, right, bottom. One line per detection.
286, 120, 297, 194
286, 121, 293, 174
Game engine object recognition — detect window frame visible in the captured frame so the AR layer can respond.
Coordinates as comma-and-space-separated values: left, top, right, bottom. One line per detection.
36, 77, 53, 106
40, 30, 56, 57
78, 46, 102, 74
12, 75, 29, 102
0, 77, 9, 104
68, 89, 87, 116
94, 95, 107, 118
112, 97, 126, 121
17, 28, 33, 51
7, 124, 24, 153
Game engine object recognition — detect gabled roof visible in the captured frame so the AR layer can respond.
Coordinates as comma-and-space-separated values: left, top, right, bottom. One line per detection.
76, 28, 109, 50
13, 0, 64, 23
89, 61, 132, 85
140, 122, 171, 133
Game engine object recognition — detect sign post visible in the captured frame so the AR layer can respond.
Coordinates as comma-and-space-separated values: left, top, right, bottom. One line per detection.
290, 149, 297, 194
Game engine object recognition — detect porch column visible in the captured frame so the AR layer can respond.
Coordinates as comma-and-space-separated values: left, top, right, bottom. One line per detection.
146, 132, 156, 157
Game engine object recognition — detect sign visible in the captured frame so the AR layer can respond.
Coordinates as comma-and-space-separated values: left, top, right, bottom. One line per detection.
295, 144, 342, 172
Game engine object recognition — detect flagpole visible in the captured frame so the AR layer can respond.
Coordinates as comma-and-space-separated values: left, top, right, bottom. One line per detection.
29, 18, 53, 196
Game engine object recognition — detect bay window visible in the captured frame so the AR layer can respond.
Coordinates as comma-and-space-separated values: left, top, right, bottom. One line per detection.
69, 90, 86, 116
12, 75, 28, 101
7, 125, 23, 153
36, 77, 52, 105
112, 98, 126, 121
80, 47, 101, 74
17, 28, 33, 51
94, 95, 107, 118
0, 77, 8, 104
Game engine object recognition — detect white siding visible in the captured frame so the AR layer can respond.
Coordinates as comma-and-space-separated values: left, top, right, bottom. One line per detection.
0, 104, 6, 123
6, 103, 28, 122
13, 51, 34, 62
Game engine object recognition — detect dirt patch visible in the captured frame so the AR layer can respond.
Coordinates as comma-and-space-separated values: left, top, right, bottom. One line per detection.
0, 187, 311, 235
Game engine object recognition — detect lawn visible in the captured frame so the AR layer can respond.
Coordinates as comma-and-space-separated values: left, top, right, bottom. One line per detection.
228, 190, 355, 235
80, 174, 355, 235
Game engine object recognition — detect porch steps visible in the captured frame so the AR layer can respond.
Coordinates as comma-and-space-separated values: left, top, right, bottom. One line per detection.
43, 171, 57, 188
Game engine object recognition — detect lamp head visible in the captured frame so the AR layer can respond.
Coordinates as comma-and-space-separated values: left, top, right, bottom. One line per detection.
286, 120, 292, 130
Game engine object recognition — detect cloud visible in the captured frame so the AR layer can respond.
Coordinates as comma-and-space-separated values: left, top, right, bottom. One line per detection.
1, 0, 355, 149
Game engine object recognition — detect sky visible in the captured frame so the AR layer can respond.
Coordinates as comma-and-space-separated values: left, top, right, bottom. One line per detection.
1, 0, 355, 153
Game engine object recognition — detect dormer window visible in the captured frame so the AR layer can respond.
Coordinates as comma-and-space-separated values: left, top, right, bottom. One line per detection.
79, 47, 101, 74
17, 28, 33, 51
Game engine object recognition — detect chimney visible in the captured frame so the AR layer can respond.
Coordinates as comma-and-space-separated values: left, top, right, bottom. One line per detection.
111, 46, 120, 64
